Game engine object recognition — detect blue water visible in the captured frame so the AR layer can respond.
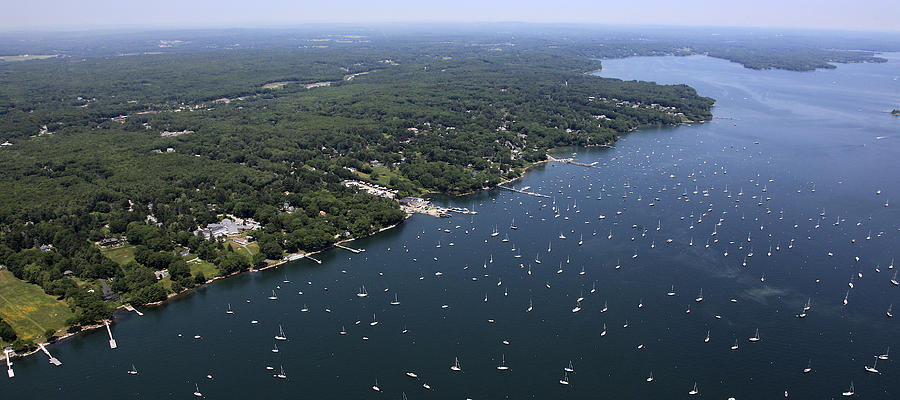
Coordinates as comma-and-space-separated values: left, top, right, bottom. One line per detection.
4, 54, 900, 399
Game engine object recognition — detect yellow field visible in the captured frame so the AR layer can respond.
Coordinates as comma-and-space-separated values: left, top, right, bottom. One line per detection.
0, 270, 74, 344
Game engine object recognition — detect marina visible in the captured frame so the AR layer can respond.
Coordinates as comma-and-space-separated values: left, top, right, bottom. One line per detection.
3, 54, 899, 399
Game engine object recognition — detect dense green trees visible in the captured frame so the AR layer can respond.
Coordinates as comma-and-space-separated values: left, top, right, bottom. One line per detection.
0, 37, 713, 329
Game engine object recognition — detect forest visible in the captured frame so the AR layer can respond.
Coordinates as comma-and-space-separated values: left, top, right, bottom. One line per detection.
0, 33, 714, 350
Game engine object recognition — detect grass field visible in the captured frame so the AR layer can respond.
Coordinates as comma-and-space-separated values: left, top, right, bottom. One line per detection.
101, 244, 136, 266
186, 257, 220, 279
0, 54, 57, 62
0, 270, 74, 345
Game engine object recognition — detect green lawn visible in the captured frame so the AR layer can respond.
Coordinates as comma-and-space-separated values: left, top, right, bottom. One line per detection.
186, 258, 220, 279
101, 244, 136, 266
0, 270, 74, 345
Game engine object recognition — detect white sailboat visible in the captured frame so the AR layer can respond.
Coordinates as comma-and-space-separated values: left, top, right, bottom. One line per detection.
695, 288, 703, 302
369, 313, 378, 326
667, 285, 675, 296
371, 379, 381, 392
526, 299, 533, 313
559, 371, 570, 385
225, 303, 234, 314
268, 290, 278, 300
842, 381, 855, 397
748, 328, 760, 342
496, 354, 510, 371
276, 365, 286, 379
646, 371, 654, 382
878, 347, 890, 360
275, 324, 287, 341
128, 364, 138, 375
688, 382, 699, 395
803, 359, 812, 373
864, 357, 880, 373
357, 285, 368, 297
564, 361, 575, 372
193, 383, 203, 397
271, 343, 279, 353
390, 293, 400, 305
450, 357, 462, 372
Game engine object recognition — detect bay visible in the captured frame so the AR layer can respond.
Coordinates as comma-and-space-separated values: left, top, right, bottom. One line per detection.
4, 54, 900, 399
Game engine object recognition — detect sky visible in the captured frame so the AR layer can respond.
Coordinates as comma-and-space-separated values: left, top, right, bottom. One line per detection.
3, 0, 899, 32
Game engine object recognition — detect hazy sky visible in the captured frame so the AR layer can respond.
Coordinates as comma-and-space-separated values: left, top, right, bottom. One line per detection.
4, 0, 899, 32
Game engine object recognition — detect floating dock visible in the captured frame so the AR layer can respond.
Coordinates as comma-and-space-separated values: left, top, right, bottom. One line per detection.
4, 348, 13, 378
123, 304, 144, 316
37, 343, 61, 366
105, 320, 117, 349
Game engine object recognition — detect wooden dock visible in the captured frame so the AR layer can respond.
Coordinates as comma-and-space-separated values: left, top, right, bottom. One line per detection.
498, 185, 551, 198
38, 343, 61, 366
104, 320, 117, 349
335, 244, 364, 254
4, 348, 12, 378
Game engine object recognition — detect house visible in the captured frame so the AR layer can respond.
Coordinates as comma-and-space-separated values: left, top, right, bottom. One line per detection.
154, 269, 169, 280
99, 238, 121, 248
39, 244, 52, 252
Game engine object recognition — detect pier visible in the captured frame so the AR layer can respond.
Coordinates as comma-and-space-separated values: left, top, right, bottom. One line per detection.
335, 244, 365, 254
4, 348, 12, 378
123, 304, 144, 316
306, 256, 322, 264
498, 185, 551, 198
104, 320, 117, 349
37, 343, 61, 366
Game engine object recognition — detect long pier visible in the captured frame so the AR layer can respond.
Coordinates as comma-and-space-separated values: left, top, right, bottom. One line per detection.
123, 304, 144, 316
498, 185, 550, 198
4, 348, 12, 378
335, 244, 364, 254
104, 320, 117, 349
37, 343, 61, 366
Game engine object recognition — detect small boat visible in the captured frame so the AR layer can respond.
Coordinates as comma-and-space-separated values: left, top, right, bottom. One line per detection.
128, 364, 138, 375
422, 382, 431, 390
695, 288, 703, 302
601, 301, 608, 313
731, 339, 739, 350
564, 361, 575, 373
887, 304, 894, 318
878, 347, 890, 360
372, 379, 381, 392
225, 304, 234, 314
450, 357, 462, 371
704, 331, 710, 343
689, 382, 699, 395
497, 354, 510, 371
357, 285, 368, 297
803, 359, 812, 374
667, 285, 675, 296
406, 371, 418, 379
276, 365, 286, 379
339, 326, 347, 335
510, 219, 517, 230
559, 371, 570, 385
271, 343, 279, 353
370, 313, 378, 326
526, 299, 533, 313
268, 290, 278, 300
601, 323, 607, 336
748, 328, 760, 342
390, 293, 400, 306
842, 381, 855, 397
275, 324, 287, 341
864, 357, 880, 373
891, 271, 899, 286
193, 383, 203, 397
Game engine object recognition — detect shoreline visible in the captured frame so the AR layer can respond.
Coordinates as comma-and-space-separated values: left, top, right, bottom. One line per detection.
2, 119, 705, 362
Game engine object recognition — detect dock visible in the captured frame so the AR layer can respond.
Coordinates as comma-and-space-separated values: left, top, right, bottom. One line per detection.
306, 256, 322, 264
104, 320, 117, 349
498, 185, 551, 198
123, 304, 144, 316
4, 348, 12, 378
335, 244, 365, 254
37, 343, 61, 366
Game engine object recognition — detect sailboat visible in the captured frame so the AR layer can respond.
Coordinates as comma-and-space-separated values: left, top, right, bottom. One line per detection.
450, 357, 462, 371
275, 325, 287, 341
891, 271, 899, 286
803, 359, 812, 373
688, 382, 699, 395
535, 253, 541, 264
491, 226, 499, 237
731, 339, 739, 350
748, 328, 760, 342
667, 285, 675, 296
887, 304, 894, 318
559, 371, 570, 385
193, 383, 203, 397
878, 347, 890, 360
864, 357, 880, 373
564, 361, 575, 373
371, 379, 381, 392
496, 354, 510, 371
225, 303, 234, 314
502, 234, 510, 243
339, 326, 347, 335
526, 299, 533, 313
704, 331, 710, 343
646, 371, 654, 382
601, 301, 608, 312
601, 323, 607, 336
276, 365, 286, 379
357, 285, 368, 297
510, 219, 517, 230
842, 381, 855, 397
127, 364, 138, 375
390, 293, 400, 306
268, 290, 278, 300
695, 288, 704, 302
369, 313, 378, 326
271, 343, 279, 353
